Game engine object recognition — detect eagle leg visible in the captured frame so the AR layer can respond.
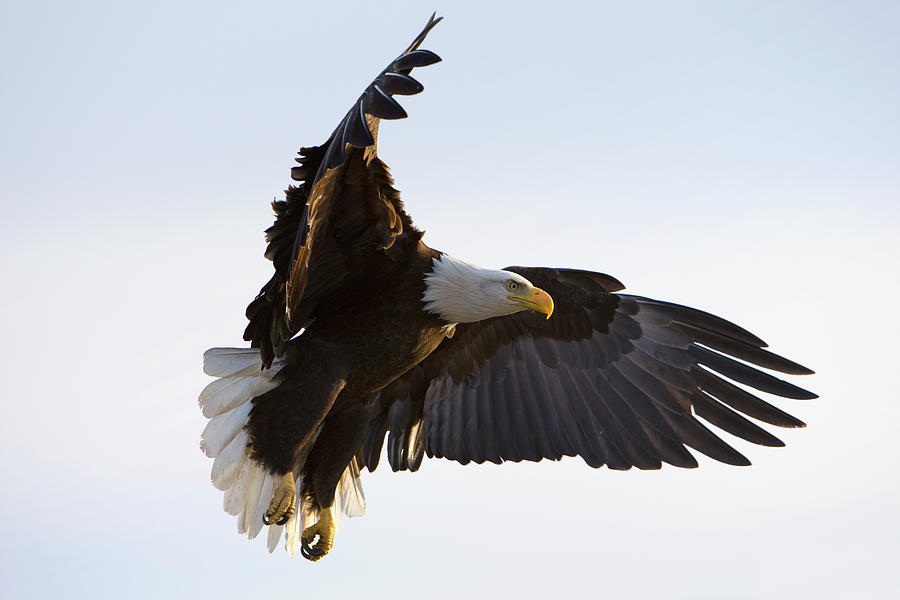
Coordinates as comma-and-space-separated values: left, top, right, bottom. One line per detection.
300, 503, 336, 562
263, 472, 296, 526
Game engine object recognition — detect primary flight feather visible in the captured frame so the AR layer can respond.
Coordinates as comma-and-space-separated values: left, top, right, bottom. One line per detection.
200, 15, 815, 561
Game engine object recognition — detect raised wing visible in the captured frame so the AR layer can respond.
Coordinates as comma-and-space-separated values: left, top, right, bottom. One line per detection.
361, 267, 815, 472
243, 15, 442, 366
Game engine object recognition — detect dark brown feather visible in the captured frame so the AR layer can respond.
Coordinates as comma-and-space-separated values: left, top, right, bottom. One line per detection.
242, 17, 442, 367
364, 267, 815, 473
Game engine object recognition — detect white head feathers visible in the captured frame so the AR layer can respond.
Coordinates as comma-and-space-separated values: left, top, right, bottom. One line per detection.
422, 255, 537, 324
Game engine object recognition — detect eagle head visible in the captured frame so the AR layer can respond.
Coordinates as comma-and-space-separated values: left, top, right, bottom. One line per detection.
422, 255, 554, 324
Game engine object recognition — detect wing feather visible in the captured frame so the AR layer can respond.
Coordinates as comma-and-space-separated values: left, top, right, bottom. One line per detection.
523, 349, 582, 459
365, 267, 814, 472
243, 15, 442, 366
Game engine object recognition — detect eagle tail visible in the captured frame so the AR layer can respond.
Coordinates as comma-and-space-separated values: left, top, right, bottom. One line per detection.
199, 347, 366, 556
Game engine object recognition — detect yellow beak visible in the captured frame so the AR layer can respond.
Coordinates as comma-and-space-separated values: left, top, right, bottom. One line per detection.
509, 287, 554, 319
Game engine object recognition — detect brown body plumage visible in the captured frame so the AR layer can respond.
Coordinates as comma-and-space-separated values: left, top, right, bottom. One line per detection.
246, 231, 446, 503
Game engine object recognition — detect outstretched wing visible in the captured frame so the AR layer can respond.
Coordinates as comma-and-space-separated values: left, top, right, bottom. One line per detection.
244, 15, 443, 366
360, 267, 815, 473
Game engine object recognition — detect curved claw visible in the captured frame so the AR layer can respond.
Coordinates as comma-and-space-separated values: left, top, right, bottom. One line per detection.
299, 505, 336, 562
301, 537, 326, 560
265, 473, 296, 527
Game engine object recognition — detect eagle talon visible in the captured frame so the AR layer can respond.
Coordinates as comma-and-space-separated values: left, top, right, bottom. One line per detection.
301, 538, 326, 560
299, 505, 336, 562
265, 472, 296, 527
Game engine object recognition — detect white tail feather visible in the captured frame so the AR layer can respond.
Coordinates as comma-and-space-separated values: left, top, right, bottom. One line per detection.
284, 476, 304, 558
337, 457, 367, 518
199, 377, 257, 419
203, 347, 268, 377
200, 401, 252, 458
211, 431, 248, 490
407, 420, 421, 462
301, 501, 319, 533
201, 346, 367, 556
267, 521, 284, 553
249, 474, 274, 540
285, 511, 301, 558
199, 365, 283, 419
237, 465, 266, 535
224, 458, 252, 516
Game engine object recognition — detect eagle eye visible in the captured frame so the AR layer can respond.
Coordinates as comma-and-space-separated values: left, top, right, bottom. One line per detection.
505, 280, 520, 292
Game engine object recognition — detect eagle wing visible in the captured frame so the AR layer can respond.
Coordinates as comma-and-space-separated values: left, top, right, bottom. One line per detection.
361, 267, 816, 472
244, 15, 443, 366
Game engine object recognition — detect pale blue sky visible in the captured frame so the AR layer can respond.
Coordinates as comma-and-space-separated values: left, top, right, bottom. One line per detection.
2, 1, 899, 598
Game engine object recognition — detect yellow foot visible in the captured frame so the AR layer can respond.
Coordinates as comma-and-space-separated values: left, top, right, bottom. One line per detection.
263, 473, 296, 526
301, 504, 336, 562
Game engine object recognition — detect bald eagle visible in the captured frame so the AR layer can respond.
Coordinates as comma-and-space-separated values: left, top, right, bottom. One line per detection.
199, 15, 815, 561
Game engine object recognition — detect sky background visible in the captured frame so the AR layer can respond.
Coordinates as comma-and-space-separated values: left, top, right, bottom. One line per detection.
2, 1, 899, 598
